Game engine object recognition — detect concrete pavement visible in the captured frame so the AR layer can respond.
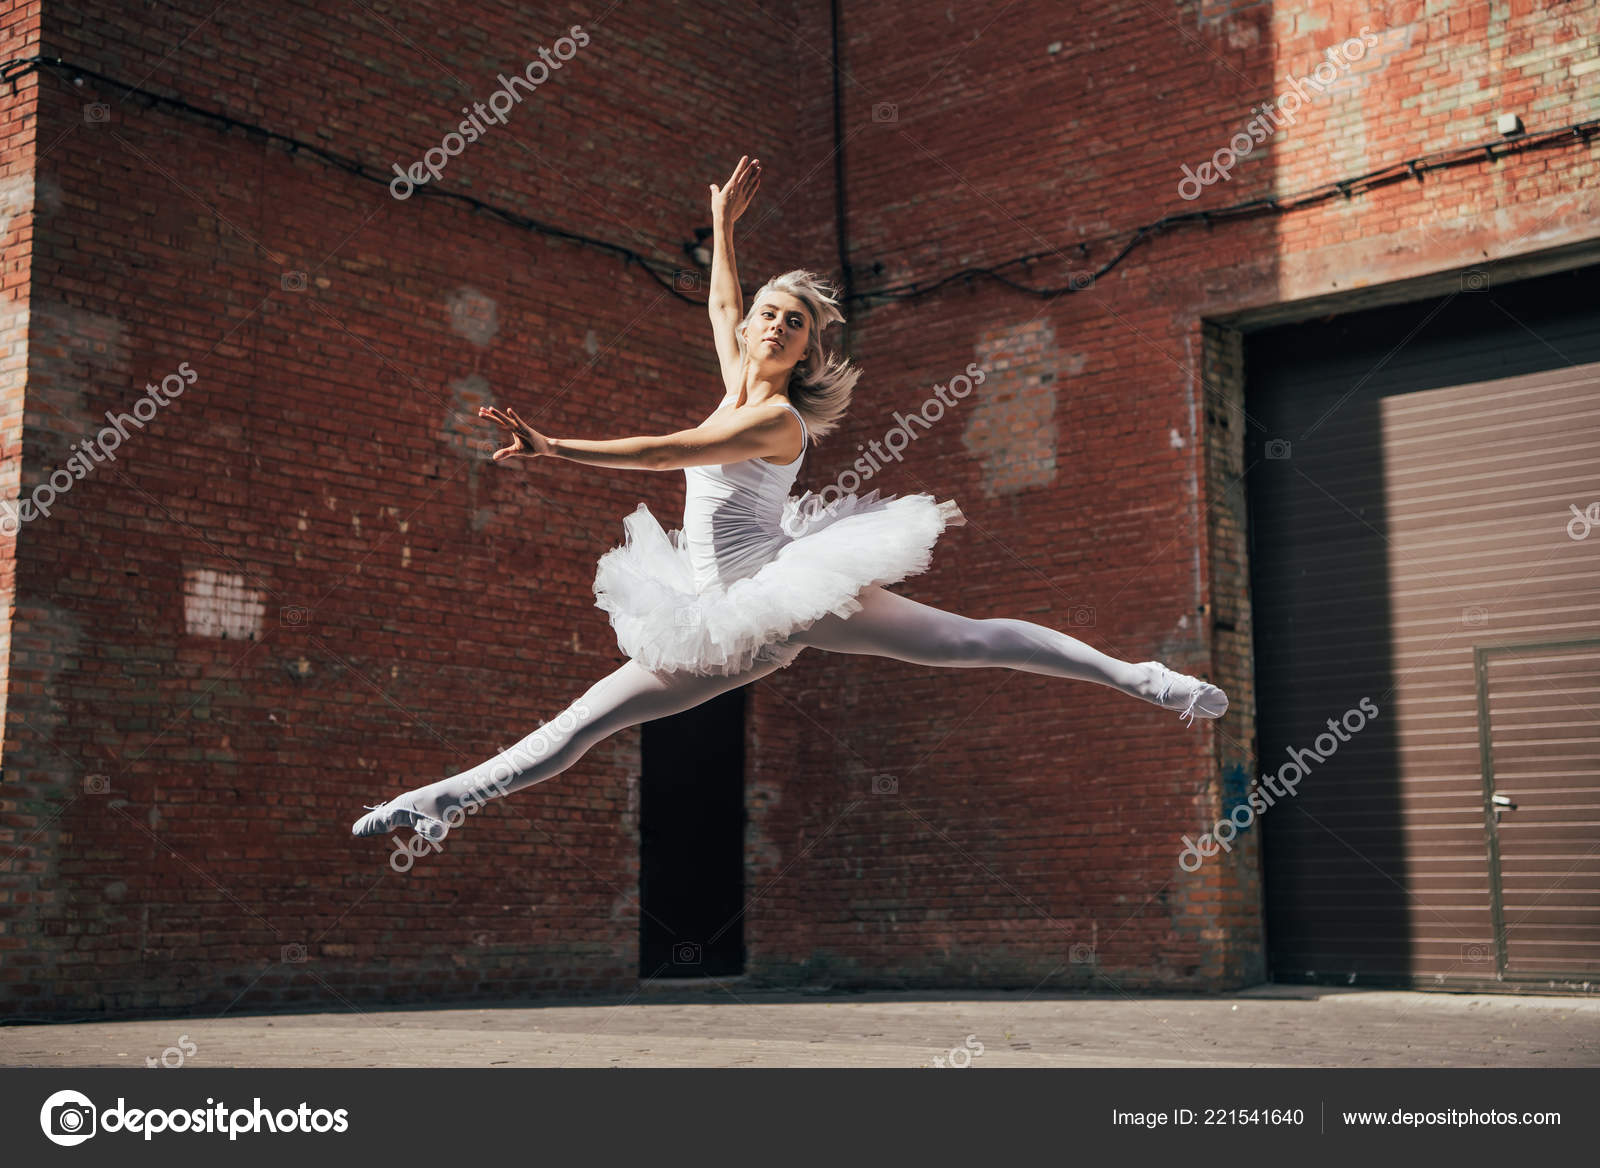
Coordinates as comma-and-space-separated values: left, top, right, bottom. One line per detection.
3, 983, 1597, 1068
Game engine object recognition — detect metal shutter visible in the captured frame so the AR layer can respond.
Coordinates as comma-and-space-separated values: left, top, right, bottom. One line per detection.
1245, 264, 1600, 988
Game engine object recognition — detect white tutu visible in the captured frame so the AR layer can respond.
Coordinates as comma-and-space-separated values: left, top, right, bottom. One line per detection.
593, 488, 966, 677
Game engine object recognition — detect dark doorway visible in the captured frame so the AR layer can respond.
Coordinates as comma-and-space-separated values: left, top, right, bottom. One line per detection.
638, 685, 747, 978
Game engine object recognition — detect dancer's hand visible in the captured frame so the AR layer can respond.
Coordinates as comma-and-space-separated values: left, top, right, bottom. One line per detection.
709, 155, 760, 225
478, 405, 553, 461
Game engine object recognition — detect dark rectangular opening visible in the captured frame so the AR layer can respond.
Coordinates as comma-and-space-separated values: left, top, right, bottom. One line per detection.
638, 686, 747, 978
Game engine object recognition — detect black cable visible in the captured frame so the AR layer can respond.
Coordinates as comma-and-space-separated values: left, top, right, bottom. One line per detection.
828, 0, 854, 347
857, 115, 1599, 305
5, 54, 1594, 311
0, 54, 705, 303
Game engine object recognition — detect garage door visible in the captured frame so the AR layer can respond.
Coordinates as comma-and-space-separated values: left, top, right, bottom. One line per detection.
1245, 263, 1600, 989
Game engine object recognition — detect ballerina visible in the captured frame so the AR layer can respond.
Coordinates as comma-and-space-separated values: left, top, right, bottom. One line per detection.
353, 154, 1226, 843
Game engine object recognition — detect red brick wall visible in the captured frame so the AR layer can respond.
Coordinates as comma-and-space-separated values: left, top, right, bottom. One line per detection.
0, 0, 828, 1017
1, 0, 1595, 1017
741, 0, 1598, 993
0, 0, 40, 1000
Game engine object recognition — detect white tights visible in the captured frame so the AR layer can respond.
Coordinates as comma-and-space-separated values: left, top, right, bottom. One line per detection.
395, 585, 1160, 823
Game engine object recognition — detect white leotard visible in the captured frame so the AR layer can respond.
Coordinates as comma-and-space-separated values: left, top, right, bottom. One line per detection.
682, 401, 808, 590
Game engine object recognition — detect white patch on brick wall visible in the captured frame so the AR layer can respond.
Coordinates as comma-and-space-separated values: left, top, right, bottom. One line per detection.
444, 372, 493, 459
446, 287, 498, 347
30, 301, 130, 470
966, 325, 1077, 497
184, 568, 265, 639
1170, 427, 1185, 449
0, 172, 33, 239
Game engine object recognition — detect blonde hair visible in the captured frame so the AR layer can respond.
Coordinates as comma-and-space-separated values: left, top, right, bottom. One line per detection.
736, 269, 860, 443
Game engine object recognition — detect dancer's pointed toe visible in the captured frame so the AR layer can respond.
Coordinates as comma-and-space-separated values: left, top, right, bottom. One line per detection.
1144, 662, 1228, 726
351, 798, 448, 840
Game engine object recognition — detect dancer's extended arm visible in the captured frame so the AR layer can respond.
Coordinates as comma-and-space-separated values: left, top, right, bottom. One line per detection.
476, 156, 791, 473
477, 404, 798, 471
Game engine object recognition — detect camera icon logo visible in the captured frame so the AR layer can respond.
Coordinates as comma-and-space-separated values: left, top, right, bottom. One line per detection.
1069, 942, 1096, 965
1265, 438, 1291, 460
1460, 269, 1490, 292
280, 271, 308, 292
280, 605, 310, 628
1068, 605, 1096, 627
83, 774, 110, 795
674, 270, 703, 291
872, 102, 898, 123
673, 941, 702, 965
40, 1089, 97, 1146
280, 942, 307, 963
1067, 270, 1095, 291
870, 774, 898, 795
84, 103, 110, 125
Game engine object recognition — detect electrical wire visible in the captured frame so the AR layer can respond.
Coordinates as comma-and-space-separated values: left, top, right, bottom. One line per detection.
859, 116, 1598, 304
0, 55, 704, 303
4, 53, 1594, 309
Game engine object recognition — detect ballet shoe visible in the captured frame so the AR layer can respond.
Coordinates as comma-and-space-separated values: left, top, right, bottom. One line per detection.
351, 796, 449, 841
1143, 662, 1228, 726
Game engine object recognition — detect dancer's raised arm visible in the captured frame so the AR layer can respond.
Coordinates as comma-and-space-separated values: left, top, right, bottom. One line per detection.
708, 156, 760, 395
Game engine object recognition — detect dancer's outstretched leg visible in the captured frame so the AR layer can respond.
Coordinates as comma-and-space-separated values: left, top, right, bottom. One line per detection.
353, 652, 795, 838
788, 585, 1226, 722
